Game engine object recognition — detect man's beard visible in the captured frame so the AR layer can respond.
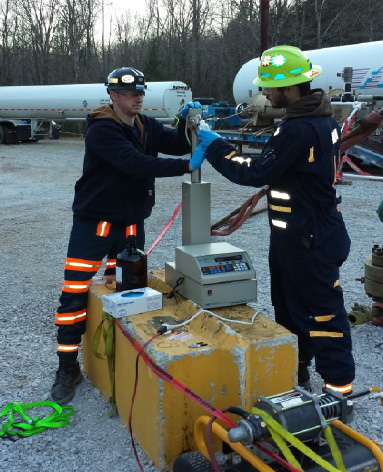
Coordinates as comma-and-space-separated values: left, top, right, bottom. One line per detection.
273, 91, 289, 109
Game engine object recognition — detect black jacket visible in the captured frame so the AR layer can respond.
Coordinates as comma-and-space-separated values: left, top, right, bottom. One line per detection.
205, 90, 349, 255
72, 105, 190, 224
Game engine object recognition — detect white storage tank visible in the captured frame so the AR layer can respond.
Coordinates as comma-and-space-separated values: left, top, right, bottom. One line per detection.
233, 41, 383, 104
0, 81, 192, 121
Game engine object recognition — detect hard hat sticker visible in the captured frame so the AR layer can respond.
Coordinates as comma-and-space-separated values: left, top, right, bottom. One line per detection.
271, 54, 286, 67
121, 74, 135, 83
261, 55, 272, 67
303, 70, 320, 79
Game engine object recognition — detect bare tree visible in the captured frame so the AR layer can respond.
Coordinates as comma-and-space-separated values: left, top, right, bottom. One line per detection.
17, 0, 59, 83
0, 0, 18, 84
57, 0, 101, 82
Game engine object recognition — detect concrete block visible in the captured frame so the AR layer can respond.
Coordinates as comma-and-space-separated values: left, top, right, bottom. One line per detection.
83, 271, 297, 471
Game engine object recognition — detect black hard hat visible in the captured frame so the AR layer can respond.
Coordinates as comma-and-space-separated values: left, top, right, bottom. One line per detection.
106, 67, 146, 94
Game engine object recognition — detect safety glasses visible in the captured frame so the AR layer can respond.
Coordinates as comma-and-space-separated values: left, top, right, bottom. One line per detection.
118, 90, 145, 98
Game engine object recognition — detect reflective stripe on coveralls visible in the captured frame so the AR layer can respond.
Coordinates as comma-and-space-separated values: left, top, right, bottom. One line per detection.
106, 259, 116, 269
55, 216, 144, 358
324, 383, 353, 394
62, 280, 92, 293
57, 344, 79, 353
65, 258, 102, 272
96, 221, 111, 237
55, 308, 87, 325
126, 224, 137, 237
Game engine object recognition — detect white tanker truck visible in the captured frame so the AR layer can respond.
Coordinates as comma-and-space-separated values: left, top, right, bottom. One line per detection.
1, 41, 382, 144
233, 40, 383, 104
202, 40, 383, 152
0, 81, 192, 143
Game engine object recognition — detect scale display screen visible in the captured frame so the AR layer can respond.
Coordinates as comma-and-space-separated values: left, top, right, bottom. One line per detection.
174, 242, 256, 285
199, 254, 250, 276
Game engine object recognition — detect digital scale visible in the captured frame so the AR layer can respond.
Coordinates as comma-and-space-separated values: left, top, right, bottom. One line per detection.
165, 242, 256, 308
165, 110, 257, 308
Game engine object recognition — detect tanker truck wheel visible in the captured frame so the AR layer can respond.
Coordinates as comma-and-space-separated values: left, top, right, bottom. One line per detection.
51, 126, 60, 139
173, 451, 213, 472
0, 125, 5, 144
372, 304, 383, 326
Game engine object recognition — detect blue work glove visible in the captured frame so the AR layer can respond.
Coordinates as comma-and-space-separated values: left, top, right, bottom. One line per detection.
189, 143, 206, 171
181, 101, 203, 119
197, 128, 221, 148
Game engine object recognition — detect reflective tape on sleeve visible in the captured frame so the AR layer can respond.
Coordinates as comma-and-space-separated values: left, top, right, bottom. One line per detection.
231, 156, 252, 167
331, 128, 340, 144
273, 127, 281, 136
308, 146, 315, 163
224, 151, 237, 160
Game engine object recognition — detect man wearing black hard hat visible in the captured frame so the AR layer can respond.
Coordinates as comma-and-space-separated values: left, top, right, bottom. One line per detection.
51, 67, 203, 404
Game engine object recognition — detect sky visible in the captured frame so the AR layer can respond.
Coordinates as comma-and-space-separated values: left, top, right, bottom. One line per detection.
109, 0, 148, 19
96, 0, 149, 41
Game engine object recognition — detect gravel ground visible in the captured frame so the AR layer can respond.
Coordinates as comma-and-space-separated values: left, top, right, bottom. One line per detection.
1, 138, 383, 471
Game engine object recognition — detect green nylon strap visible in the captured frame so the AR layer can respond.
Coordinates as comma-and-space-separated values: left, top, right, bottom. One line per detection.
267, 425, 303, 470
251, 407, 345, 472
0, 401, 74, 438
323, 421, 347, 472
92, 311, 116, 416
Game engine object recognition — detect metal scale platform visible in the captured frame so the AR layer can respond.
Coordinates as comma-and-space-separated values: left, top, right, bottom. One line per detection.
165, 110, 257, 308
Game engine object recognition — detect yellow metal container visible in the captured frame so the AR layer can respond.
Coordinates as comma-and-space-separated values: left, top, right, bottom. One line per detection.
83, 272, 297, 471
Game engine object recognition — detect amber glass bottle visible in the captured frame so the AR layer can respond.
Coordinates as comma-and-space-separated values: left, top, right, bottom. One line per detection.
116, 230, 147, 292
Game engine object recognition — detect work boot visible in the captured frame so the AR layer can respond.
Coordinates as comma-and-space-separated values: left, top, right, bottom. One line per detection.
51, 360, 83, 405
298, 364, 313, 393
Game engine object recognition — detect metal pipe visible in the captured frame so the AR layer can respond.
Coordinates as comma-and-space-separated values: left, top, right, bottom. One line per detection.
191, 129, 201, 183
342, 173, 383, 181
331, 420, 383, 470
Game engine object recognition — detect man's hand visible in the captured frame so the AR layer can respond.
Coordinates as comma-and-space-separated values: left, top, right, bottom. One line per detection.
189, 144, 206, 171
181, 101, 203, 119
197, 128, 221, 147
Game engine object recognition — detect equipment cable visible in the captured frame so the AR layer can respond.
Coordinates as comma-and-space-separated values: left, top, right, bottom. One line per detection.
128, 330, 163, 472
116, 322, 308, 472
160, 307, 259, 331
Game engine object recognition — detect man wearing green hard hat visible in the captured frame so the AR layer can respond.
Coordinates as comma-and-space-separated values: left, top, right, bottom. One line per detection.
196, 45, 355, 395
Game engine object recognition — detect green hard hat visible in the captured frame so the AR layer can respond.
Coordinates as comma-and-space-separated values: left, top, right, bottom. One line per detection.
253, 45, 322, 88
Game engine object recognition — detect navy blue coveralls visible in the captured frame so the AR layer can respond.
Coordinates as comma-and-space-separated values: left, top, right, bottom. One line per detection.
55, 105, 190, 359
204, 91, 355, 388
